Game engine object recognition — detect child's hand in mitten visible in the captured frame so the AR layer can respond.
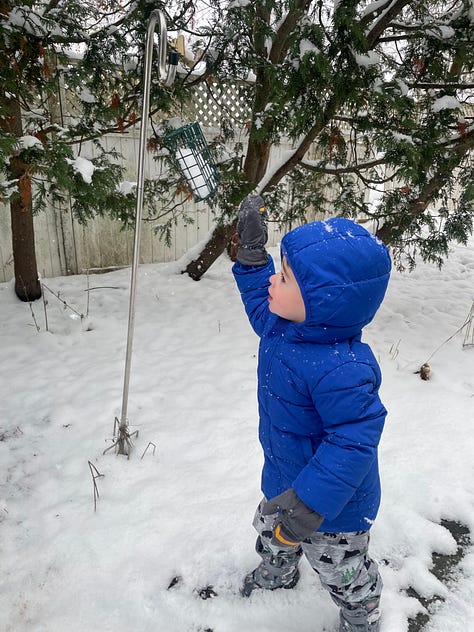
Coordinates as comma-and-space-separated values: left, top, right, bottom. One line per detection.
236, 194, 269, 266
262, 488, 324, 547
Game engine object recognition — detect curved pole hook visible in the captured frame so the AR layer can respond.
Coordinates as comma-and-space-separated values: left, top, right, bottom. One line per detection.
149, 9, 178, 87
116, 10, 178, 453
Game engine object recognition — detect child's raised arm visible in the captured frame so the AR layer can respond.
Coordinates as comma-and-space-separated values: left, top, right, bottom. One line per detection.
232, 195, 276, 337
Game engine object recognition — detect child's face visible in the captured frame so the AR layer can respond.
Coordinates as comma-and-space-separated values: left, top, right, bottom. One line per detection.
268, 256, 306, 322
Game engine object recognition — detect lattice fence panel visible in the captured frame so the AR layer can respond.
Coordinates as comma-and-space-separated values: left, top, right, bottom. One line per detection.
186, 81, 252, 129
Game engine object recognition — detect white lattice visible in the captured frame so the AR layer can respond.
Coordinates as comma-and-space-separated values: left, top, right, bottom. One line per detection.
188, 81, 252, 128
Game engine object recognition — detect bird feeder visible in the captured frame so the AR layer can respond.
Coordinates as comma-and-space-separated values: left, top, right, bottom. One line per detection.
165, 122, 220, 201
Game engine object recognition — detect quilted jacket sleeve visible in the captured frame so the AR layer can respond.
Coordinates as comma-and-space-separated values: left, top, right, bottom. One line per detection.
232, 258, 275, 338
292, 361, 386, 521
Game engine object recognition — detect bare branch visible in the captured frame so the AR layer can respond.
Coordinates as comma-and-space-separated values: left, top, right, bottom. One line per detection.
300, 155, 388, 175
269, 0, 313, 64
409, 82, 474, 90
365, 0, 412, 49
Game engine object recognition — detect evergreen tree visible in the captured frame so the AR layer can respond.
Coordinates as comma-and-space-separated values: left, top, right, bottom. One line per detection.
178, 0, 474, 278
0, 0, 192, 300
2, 1, 474, 292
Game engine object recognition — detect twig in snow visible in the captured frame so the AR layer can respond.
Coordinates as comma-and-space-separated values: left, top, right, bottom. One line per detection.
462, 302, 474, 348
88, 461, 104, 512
140, 442, 157, 460
424, 308, 473, 364
41, 282, 84, 319
86, 270, 90, 317
42, 290, 49, 332
84, 286, 122, 291
389, 339, 400, 360
28, 301, 41, 332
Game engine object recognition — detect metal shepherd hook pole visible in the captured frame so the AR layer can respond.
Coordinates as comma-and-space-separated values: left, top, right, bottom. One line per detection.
113, 10, 178, 456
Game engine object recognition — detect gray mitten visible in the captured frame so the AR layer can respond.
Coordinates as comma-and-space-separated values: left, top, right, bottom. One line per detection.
262, 488, 324, 546
236, 194, 269, 266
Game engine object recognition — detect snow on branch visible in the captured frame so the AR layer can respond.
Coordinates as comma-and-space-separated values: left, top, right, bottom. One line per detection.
255, 147, 298, 195
300, 155, 388, 175
364, 0, 411, 47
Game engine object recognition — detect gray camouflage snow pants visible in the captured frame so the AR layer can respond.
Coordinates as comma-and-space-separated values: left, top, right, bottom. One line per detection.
253, 498, 382, 611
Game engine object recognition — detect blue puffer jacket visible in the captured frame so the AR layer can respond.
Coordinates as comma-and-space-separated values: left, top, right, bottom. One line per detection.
233, 218, 391, 533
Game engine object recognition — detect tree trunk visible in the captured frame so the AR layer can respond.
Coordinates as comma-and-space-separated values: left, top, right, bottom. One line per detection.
9, 163, 42, 301
4, 96, 41, 301
185, 222, 236, 280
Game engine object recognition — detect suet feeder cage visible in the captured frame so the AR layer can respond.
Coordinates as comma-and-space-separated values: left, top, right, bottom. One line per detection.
165, 122, 220, 201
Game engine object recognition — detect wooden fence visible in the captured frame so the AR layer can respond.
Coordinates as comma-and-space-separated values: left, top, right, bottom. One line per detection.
3, 77, 467, 283
0, 81, 288, 282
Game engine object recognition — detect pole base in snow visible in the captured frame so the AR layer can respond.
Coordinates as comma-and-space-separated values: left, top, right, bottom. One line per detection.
103, 417, 139, 458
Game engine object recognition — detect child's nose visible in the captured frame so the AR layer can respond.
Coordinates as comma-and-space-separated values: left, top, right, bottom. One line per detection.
269, 273, 277, 284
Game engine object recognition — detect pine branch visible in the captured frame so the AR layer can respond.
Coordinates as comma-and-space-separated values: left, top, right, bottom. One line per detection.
256, 94, 341, 193
144, 198, 190, 222
377, 128, 474, 243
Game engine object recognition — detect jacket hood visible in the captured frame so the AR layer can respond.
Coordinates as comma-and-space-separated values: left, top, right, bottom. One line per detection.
281, 218, 391, 343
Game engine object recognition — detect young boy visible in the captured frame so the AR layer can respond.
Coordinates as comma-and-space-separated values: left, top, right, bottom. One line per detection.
232, 194, 391, 632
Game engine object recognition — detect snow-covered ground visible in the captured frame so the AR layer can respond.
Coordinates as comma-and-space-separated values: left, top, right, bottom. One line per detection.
1, 237, 474, 632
